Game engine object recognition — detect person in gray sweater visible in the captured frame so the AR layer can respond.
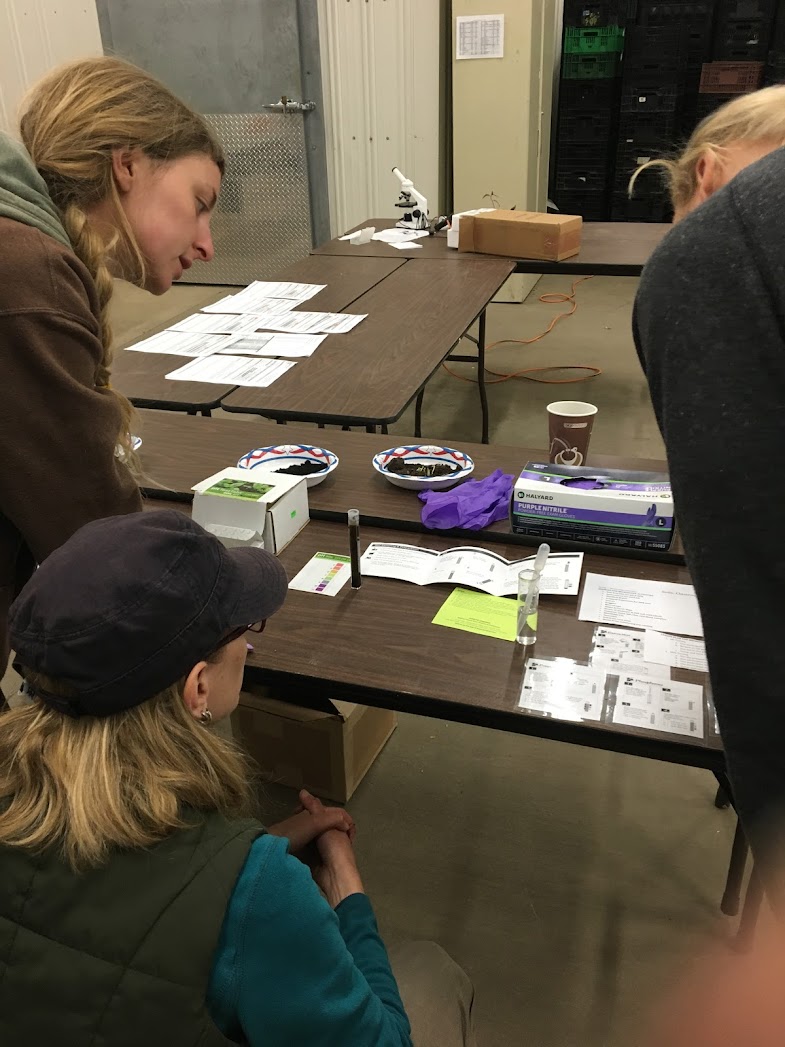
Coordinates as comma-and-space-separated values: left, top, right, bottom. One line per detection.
634, 139, 785, 866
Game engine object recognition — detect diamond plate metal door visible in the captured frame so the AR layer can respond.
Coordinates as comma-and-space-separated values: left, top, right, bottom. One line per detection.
178, 112, 314, 286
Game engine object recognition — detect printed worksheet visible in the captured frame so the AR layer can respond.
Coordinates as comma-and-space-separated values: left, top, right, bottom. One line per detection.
165, 354, 295, 388
238, 280, 326, 302
579, 573, 704, 637
169, 312, 259, 336
217, 333, 327, 358
612, 675, 704, 738
243, 310, 366, 335
360, 543, 583, 597
123, 330, 232, 357
201, 295, 295, 316
456, 14, 505, 59
518, 659, 605, 721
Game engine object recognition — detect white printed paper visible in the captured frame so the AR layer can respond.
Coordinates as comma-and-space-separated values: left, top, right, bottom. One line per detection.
289, 553, 352, 597
613, 675, 704, 738
456, 14, 504, 60
201, 295, 295, 316
244, 310, 366, 335
579, 573, 703, 637
124, 330, 232, 357
170, 312, 259, 336
239, 280, 326, 302
590, 626, 669, 681
218, 332, 326, 358
519, 659, 604, 721
391, 241, 423, 250
643, 630, 709, 673
360, 543, 583, 598
371, 229, 430, 243
165, 354, 295, 388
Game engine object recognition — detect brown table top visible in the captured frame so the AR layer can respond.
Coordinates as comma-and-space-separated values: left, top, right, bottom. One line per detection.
221, 256, 515, 424
312, 218, 670, 277
112, 255, 406, 413
247, 519, 720, 769
137, 410, 683, 561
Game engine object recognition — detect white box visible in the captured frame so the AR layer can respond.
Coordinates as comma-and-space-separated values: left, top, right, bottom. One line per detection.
191, 467, 309, 554
447, 207, 495, 248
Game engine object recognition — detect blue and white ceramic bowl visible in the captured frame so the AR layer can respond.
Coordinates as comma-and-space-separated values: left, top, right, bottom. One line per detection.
372, 444, 474, 491
237, 443, 339, 488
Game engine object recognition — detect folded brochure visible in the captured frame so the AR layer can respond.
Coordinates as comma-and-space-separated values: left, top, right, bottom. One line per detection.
359, 543, 583, 597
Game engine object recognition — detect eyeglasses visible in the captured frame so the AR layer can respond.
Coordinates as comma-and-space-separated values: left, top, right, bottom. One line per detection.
214, 620, 266, 651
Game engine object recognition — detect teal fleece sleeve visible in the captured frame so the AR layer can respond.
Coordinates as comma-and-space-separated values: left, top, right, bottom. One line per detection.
207, 834, 411, 1047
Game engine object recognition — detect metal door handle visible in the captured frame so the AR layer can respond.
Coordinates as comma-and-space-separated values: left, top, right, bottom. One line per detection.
262, 96, 316, 113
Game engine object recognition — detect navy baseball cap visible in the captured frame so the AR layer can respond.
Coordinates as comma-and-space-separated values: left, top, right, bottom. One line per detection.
8, 510, 289, 717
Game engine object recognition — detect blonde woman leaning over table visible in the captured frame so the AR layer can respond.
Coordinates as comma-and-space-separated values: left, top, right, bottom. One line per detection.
0, 510, 476, 1047
0, 56, 224, 702
633, 84, 785, 872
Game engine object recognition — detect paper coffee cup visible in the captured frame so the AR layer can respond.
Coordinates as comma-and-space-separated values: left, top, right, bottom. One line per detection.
546, 401, 598, 466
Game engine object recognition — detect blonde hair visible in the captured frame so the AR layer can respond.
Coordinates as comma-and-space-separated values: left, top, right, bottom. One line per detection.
18, 57, 224, 458
629, 85, 785, 212
0, 671, 253, 871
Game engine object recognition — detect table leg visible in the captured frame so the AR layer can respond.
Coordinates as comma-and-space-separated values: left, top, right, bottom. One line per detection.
722, 819, 748, 917
380, 424, 388, 436
478, 309, 489, 445
365, 425, 376, 434
200, 409, 212, 418
735, 868, 764, 950
715, 784, 731, 809
414, 390, 424, 438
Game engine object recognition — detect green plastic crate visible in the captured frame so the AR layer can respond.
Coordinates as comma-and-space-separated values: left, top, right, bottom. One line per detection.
564, 26, 625, 54
562, 52, 621, 78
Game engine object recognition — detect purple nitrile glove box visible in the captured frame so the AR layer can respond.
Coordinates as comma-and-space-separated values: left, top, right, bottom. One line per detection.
510, 461, 674, 552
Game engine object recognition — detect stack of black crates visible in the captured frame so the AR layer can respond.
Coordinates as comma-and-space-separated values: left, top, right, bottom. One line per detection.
551, 0, 783, 224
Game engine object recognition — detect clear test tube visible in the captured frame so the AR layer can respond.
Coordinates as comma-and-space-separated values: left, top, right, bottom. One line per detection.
517, 568, 540, 646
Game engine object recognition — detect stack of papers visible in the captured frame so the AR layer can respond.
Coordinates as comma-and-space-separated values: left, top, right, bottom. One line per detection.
241, 310, 366, 335
360, 543, 584, 597
165, 354, 295, 388
216, 332, 326, 358
170, 313, 259, 336
210, 280, 326, 312
589, 626, 671, 682
201, 295, 296, 316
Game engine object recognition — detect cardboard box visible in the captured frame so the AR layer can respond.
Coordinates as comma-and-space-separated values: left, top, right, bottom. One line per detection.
232, 689, 397, 803
510, 461, 674, 552
458, 209, 582, 261
191, 467, 309, 554
447, 207, 495, 248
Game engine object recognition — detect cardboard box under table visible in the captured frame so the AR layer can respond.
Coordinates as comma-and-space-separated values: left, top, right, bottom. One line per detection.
233, 689, 397, 803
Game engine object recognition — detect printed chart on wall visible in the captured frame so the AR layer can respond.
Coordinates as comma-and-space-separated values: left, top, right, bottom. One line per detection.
456, 14, 505, 59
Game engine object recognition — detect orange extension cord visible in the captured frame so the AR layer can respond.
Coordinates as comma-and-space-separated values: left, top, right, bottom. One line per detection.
442, 276, 602, 385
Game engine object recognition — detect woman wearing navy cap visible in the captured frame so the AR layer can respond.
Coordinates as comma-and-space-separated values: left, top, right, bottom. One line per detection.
0, 510, 474, 1047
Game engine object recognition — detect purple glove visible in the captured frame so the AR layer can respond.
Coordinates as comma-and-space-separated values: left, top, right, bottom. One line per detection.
418, 468, 514, 531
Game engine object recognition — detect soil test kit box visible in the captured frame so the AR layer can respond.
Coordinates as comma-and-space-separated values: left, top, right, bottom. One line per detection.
191, 467, 309, 554
458, 209, 582, 262
510, 462, 674, 551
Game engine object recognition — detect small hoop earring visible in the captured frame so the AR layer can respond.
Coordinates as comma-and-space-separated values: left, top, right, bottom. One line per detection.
199, 709, 213, 726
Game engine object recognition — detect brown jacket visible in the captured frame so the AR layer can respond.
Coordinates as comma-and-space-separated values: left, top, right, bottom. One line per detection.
0, 217, 142, 670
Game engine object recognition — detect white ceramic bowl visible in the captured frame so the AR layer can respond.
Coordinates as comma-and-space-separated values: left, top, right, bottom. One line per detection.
372, 444, 474, 490
237, 443, 339, 488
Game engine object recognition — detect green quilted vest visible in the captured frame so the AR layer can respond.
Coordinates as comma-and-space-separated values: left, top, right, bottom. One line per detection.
0, 810, 263, 1046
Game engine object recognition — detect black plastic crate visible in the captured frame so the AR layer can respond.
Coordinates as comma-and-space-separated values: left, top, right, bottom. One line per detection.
563, 0, 637, 27
554, 155, 614, 192
558, 109, 617, 143
714, 0, 776, 18
693, 92, 735, 121
614, 141, 668, 192
713, 16, 772, 59
611, 190, 671, 221
551, 190, 610, 220
623, 25, 690, 76
764, 50, 785, 84
558, 77, 623, 109
621, 81, 684, 111
617, 110, 679, 144
637, 2, 715, 25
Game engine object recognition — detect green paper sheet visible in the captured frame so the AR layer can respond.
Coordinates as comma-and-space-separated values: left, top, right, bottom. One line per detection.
432, 587, 518, 642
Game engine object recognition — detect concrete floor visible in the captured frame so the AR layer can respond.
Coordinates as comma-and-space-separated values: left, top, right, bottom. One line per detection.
4, 275, 734, 1047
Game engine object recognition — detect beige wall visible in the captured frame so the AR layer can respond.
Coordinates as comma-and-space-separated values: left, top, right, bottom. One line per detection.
0, 0, 103, 135
451, 0, 558, 298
